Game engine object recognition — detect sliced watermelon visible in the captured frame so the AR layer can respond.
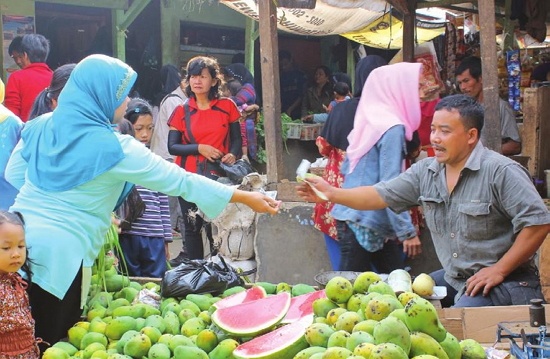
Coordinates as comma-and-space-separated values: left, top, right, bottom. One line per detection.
281, 289, 326, 324
233, 316, 311, 359
213, 286, 267, 310
211, 292, 291, 337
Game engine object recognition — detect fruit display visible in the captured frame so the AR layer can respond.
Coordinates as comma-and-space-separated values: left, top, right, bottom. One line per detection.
43, 268, 491, 359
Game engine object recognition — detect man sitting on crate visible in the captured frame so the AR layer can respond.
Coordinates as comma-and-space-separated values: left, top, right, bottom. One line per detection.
297, 94, 550, 308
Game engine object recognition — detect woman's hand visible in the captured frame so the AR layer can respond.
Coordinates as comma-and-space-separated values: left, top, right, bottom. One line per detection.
221, 153, 237, 165
198, 144, 223, 162
296, 176, 332, 203
231, 190, 281, 215
302, 114, 314, 123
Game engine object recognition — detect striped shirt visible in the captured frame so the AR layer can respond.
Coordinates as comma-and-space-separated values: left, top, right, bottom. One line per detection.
122, 185, 173, 241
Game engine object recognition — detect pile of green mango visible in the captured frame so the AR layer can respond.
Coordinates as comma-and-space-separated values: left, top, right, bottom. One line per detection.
43, 261, 490, 359
293, 273, 488, 359
42, 258, 319, 359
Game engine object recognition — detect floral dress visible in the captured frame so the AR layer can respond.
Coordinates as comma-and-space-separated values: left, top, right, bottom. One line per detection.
312, 136, 346, 239
0, 273, 39, 359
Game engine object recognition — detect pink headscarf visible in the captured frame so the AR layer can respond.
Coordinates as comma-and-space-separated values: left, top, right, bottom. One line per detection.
346, 62, 422, 173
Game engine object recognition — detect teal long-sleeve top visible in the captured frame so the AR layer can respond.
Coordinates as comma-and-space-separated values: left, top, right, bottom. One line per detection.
6, 133, 234, 299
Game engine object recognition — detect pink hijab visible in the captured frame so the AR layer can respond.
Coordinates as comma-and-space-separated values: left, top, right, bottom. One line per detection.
346, 62, 422, 173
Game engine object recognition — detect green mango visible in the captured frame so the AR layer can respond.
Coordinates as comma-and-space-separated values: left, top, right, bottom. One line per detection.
404, 297, 447, 342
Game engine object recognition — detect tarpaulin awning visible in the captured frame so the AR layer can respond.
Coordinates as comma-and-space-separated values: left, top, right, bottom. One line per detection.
220, 0, 446, 49
341, 12, 446, 49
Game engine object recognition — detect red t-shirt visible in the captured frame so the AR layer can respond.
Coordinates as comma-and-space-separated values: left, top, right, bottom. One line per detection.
168, 97, 240, 172
4, 63, 53, 122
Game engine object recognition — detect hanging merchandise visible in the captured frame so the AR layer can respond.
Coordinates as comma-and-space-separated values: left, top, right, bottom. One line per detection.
506, 50, 522, 111
390, 41, 445, 96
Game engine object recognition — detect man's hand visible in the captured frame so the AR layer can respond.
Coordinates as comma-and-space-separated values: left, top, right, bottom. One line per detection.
465, 266, 506, 297
403, 236, 421, 259
296, 176, 332, 203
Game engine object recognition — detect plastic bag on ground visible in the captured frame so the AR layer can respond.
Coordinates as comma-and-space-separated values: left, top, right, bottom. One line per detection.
160, 256, 243, 297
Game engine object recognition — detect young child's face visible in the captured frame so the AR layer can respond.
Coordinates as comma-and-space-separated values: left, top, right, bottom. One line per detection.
0, 222, 26, 274
132, 114, 154, 146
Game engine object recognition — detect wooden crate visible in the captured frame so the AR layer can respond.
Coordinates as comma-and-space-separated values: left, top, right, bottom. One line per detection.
438, 305, 550, 343
522, 87, 550, 180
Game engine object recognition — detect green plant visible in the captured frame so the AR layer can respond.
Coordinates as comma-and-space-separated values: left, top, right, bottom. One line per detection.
255, 111, 299, 164
93, 218, 128, 291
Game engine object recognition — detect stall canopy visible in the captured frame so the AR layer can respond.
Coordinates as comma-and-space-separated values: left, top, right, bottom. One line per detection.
220, 0, 446, 49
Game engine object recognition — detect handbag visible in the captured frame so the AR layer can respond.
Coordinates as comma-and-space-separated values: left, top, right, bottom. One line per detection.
183, 103, 226, 180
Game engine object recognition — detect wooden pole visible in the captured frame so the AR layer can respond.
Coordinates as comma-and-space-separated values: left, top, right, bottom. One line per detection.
478, 0, 501, 152
402, 0, 417, 62
258, 0, 284, 184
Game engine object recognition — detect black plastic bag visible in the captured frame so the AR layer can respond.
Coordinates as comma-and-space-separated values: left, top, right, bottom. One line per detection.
161, 256, 243, 298
219, 159, 255, 184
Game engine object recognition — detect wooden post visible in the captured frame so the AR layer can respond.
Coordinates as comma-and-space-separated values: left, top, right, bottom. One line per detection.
402, 0, 417, 62
160, 0, 180, 67
478, 1, 501, 152
258, 0, 284, 184
244, 17, 257, 74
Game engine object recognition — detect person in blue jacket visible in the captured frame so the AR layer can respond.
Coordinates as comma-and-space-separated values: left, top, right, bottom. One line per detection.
5, 54, 280, 351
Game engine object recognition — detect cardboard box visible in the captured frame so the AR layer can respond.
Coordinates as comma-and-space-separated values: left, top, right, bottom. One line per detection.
438, 305, 550, 343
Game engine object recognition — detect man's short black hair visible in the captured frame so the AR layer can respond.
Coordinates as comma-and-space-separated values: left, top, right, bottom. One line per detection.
435, 94, 484, 136
21, 34, 50, 63
8, 36, 23, 56
455, 56, 482, 79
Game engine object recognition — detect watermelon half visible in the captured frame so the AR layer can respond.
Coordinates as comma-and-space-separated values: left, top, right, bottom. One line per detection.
233, 316, 311, 359
211, 292, 291, 337
213, 286, 267, 310
281, 289, 326, 324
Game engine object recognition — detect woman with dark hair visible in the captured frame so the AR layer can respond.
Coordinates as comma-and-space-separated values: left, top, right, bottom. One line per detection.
313, 55, 387, 270
301, 65, 334, 120
28, 63, 76, 120
167, 56, 242, 261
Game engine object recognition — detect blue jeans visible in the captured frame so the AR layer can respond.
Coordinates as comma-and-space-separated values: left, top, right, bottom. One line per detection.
430, 269, 493, 307
324, 234, 341, 270
337, 221, 404, 273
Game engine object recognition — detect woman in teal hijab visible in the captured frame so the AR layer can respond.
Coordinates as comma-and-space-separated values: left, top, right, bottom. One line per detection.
0, 77, 23, 210
6, 54, 280, 349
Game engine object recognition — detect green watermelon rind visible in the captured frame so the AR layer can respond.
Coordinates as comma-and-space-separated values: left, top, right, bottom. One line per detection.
232, 318, 310, 359
211, 292, 291, 337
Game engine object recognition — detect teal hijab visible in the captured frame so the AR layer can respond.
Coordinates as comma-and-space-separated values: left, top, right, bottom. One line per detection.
21, 54, 137, 192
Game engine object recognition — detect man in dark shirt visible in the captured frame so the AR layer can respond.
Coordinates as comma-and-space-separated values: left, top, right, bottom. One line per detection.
279, 50, 307, 121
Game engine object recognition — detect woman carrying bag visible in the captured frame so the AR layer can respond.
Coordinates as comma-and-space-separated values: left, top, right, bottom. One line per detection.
168, 56, 242, 261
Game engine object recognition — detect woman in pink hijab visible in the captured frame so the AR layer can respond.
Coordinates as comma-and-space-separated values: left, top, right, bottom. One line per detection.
331, 62, 425, 273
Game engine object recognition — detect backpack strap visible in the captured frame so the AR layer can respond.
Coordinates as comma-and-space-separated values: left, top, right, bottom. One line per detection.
160, 93, 183, 107
183, 102, 197, 144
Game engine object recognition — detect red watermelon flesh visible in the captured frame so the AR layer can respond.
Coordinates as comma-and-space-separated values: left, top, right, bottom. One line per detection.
213, 286, 267, 310
233, 316, 311, 359
211, 292, 291, 337
281, 289, 326, 324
